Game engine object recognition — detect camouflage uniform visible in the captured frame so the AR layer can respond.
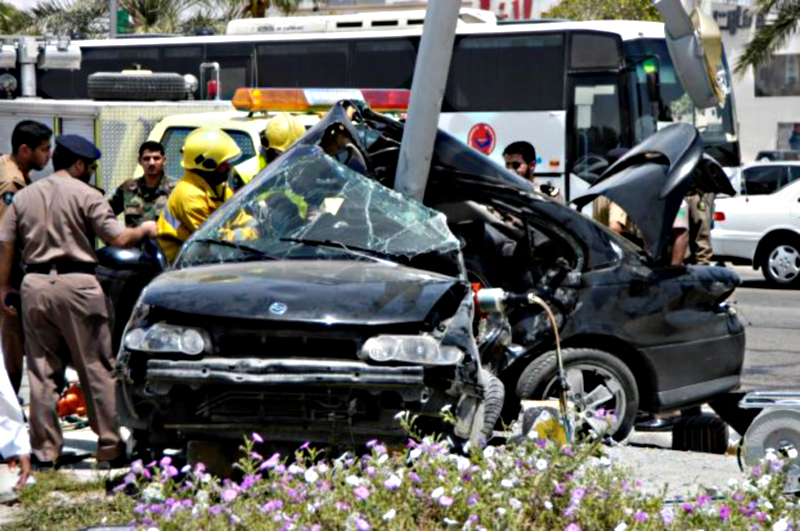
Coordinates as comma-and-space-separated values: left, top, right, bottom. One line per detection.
109, 174, 176, 228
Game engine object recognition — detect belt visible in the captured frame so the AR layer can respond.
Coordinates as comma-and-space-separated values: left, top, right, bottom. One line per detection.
25, 261, 96, 275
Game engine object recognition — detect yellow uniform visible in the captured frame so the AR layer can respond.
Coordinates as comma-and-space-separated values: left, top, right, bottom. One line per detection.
157, 171, 233, 264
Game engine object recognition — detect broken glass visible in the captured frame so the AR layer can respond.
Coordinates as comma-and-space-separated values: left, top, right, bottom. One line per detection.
179, 145, 460, 268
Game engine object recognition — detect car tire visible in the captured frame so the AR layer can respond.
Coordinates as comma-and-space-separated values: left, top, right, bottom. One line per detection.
482, 370, 505, 437
761, 239, 800, 287
87, 72, 188, 101
515, 348, 639, 441
671, 414, 729, 454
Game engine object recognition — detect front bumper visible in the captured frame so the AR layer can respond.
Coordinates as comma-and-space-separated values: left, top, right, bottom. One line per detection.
144, 357, 426, 388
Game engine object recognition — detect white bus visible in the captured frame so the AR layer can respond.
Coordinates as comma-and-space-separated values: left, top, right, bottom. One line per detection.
22, 9, 740, 200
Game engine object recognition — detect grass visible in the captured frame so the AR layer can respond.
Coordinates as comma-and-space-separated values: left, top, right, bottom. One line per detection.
3, 470, 136, 531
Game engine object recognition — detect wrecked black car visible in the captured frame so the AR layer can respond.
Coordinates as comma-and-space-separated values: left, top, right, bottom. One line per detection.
103, 102, 745, 449
110, 143, 502, 454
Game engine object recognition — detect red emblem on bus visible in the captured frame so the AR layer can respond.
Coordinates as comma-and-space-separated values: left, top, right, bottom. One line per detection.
467, 123, 496, 155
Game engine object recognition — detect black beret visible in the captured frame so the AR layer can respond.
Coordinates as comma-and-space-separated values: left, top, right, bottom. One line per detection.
55, 134, 102, 160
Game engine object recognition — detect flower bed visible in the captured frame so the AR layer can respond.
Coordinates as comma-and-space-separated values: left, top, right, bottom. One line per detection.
117, 430, 800, 531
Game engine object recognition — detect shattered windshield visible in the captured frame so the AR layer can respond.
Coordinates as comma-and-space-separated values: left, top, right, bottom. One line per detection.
178, 145, 461, 268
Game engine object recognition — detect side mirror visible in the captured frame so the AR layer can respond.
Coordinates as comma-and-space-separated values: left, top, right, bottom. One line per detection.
646, 68, 660, 103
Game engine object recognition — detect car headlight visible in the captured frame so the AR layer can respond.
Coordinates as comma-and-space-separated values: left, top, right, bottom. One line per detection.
361, 335, 464, 366
124, 323, 211, 356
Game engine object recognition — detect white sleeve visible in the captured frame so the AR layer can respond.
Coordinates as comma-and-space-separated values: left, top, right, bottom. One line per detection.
0, 342, 30, 458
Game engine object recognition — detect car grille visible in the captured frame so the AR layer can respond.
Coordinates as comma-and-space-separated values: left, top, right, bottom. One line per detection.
213, 326, 364, 360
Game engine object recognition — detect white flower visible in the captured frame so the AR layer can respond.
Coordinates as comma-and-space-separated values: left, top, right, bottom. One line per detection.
765, 448, 779, 461
727, 478, 739, 488
481, 470, 493, 481
758, 475, 772, 489
497, 507, 507, 516
431, 487, 445, 499
624, 508, 633, 516
501, 479, 514, 488
774, 519, 790, 531
288, 464, 302, 475
317, 463, 329, 474
444, 517, 459, 526
463, 440, 472, 454
598, 456, 612, 467
304, 469, 319, 483
544, 500, 553, 510
614, 524, 628, 531
764, 500, 775, 510
142, 484, 164, 503
484, 447, 496, 458
453, 486, 463, 494
196, 490, 209, 504
345, 475, 361, 486
385, 474, 402, 490
456, 456, 471, 472
788, 447, 799, 460
535, 459, 548, 471
382, 509, 396, 521
410, 448, 422, 460
441, 404, 453, 413
509, 498, 522, 510
378, 454, 389, 465
394, 411, 406, 420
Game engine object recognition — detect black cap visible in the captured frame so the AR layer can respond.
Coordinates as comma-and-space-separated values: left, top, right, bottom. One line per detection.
56, 134, 101, 160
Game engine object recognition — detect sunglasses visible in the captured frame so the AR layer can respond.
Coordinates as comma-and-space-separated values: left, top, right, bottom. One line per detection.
506, 161, 524, 170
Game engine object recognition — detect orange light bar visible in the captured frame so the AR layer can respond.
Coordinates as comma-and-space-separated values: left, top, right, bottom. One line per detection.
231, 88, 410, 113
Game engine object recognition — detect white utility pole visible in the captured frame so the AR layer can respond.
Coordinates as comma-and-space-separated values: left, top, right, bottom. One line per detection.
394, 0, 461, 201
110, 0, 118, 39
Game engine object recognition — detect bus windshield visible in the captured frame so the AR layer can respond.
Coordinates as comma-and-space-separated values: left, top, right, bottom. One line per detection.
625, 38, 740, 168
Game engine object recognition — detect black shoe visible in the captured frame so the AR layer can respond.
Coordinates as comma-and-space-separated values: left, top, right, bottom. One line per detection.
97, 453, 131, 470
634, 415, 681, 432
30, 455, 55, 471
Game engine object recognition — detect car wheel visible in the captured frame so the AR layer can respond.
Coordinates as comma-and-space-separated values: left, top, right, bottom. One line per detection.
515, 348, 639, 441
762, 240, 800, 287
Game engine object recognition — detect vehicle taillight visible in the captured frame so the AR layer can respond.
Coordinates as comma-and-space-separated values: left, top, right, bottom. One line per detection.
231, 88, 410, 113
714, 211, 726, 222
207, 80, 218, 100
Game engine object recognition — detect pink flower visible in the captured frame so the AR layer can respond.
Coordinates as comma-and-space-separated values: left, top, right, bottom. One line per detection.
251, 432, 264, 444
355, 517, 370, 531
565, 524, 581, 531
354, 486, 370, 500
159, 456, 172, 468
439, 496, 454, 507
221, 488, 238, 503
634, 511, 648, 522
720, 505, 732, 521
261, 453, 281, 470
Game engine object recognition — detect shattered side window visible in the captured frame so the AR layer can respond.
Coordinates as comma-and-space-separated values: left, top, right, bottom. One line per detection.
179, 146, 460, 267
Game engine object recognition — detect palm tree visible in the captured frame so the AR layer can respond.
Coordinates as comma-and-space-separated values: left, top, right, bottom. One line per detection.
29, 0, 107, 38
121, 0, 200, 34
0, 2, 32, 35
735, 0, 800, 76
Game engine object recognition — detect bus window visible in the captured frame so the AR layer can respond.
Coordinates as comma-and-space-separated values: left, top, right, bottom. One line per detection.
571, 75, 623, 184
447, 33, 565, 112
352, 38, 416, 89
160, 126, 256, 178
206, 43, 255, 100
255, 42, 348, 88
570, 33, 620, 70
161, 46, 203, 77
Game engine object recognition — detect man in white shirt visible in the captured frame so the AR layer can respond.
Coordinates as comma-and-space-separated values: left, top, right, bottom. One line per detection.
0, 345, 30, 496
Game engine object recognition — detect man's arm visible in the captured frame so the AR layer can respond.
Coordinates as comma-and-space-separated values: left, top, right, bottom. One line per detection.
671, 229, 689, 266
0, 241, 14, 313
106, 221, 157, 248
108, 184, 125, 216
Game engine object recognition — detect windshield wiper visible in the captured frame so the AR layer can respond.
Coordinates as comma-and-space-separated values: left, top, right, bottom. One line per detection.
279, 237, 392, 262
190, 238, 276, 260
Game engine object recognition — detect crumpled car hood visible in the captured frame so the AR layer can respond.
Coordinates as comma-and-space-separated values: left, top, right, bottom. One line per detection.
573, 123, 735, 261
141, 260, 463, 326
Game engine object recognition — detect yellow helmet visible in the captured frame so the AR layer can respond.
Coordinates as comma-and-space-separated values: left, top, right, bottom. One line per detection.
182, 127, 242, 172
265, 113, 305, 153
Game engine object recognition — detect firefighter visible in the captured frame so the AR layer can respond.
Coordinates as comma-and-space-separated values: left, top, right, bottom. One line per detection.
0, 120, 52, 395
231, 113, 306, 191
157, 127, 241, 264
109, 140, 176, 228
0, 135, 156, 469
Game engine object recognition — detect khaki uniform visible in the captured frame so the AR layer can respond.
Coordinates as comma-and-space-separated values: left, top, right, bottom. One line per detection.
109, 174, 175, 228
0, 174, 126, 463
0, 155, 28, 394
685, 192, 715, 265
608, 201, 644, 247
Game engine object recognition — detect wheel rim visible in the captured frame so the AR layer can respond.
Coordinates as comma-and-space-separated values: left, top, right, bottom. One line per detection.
768, 245, 800, 283
540, 363, 626, 437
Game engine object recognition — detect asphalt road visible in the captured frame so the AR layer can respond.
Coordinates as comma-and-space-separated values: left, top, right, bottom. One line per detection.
730, 265, 800, 392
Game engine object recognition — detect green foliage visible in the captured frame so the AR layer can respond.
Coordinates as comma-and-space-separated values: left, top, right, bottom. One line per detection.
546, 0, 660, 22
735, 0, 800, 76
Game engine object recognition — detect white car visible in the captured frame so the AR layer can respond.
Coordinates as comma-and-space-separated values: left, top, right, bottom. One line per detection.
712, 162, 800, 286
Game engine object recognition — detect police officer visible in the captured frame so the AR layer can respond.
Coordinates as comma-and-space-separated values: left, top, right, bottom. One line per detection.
109, 140, 176, 228
685, 187, 715, 265
158, 127, 241, 264
502, 141, 564, 204
0, 135, 157, 468
0, 120, 52, 395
